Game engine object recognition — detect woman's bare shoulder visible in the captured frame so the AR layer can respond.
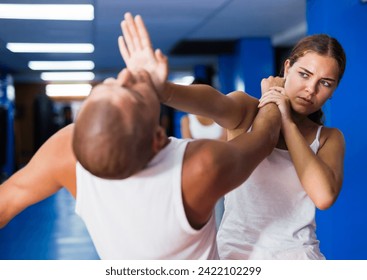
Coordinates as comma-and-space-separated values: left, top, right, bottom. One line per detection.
319, 126, 345, 150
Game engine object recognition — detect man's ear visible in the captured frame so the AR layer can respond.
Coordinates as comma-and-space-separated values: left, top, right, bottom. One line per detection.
152, 126, 167, 153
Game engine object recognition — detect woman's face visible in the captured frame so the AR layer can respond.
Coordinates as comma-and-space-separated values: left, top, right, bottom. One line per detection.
283, 52, 340, 116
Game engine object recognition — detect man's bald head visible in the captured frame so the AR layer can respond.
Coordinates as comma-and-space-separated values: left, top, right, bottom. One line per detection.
73, 83, 158, 179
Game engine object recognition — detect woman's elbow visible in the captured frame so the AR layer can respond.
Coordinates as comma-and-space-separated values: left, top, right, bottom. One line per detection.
314, 189, 340, 210
315, 198, 334, 210
0, 214, 10, 229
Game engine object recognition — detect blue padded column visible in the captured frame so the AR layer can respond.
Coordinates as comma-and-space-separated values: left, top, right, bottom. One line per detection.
307, 0, 367, 259
218, 54, 236, 94
218, 39, 273, 97
0, 75, 15, 180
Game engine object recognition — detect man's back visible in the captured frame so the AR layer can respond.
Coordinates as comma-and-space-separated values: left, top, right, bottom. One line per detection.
76, 137, 218, 260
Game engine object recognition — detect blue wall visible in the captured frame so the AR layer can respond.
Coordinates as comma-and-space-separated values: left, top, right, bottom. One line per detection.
218, 38, 274, 97
307, 0, 367, 260
218, 54, 236, 93
0, 75, 15, 179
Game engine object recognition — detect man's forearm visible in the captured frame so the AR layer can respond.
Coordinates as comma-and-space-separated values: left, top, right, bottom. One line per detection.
251, 103, 281, 152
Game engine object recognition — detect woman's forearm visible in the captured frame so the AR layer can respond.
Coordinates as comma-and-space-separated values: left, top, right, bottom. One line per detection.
282, 121, 344, 209
163, 82, 227, 117
163, 82, 257, 129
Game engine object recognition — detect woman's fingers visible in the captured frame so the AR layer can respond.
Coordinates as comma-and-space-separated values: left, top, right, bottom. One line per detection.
135, 14, 152, 50
124, 12, 142, 51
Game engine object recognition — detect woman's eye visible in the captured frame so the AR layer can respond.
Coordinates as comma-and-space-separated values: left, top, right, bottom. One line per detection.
299, 72, 308, 78
320, 80, 331, 87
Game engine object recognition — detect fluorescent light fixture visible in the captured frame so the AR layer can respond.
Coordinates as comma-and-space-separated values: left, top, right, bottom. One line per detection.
46, 84, 92, 97
172, 75, 195, 85
7, 43, 94, 53
0, 4, 94, 21
41, 72, 95, 81
29, 61, 95, 70
6, 85, 15, 102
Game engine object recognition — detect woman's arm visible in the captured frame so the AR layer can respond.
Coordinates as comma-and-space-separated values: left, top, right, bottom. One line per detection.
165, 83, 258, 130
282, 122, 345, 210
119, 12, 259, 130
259, 87, 344, 209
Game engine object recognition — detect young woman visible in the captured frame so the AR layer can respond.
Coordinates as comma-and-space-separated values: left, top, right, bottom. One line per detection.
217, 35, 346, 260
119, 13, 346, 259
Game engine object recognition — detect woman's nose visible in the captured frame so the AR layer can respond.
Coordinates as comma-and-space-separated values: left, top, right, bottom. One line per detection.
305, 80, 318, 96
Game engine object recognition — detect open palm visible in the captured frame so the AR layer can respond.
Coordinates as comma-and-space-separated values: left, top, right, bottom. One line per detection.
119, 13, 168, 98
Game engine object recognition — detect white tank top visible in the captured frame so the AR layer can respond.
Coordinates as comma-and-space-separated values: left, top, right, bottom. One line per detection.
75, 137, 218, 260
217, 126, 325, 260
188, 114, 223, 139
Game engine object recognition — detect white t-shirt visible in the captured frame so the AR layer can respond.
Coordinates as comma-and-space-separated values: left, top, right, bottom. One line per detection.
75, 137, 218, 260
217, 126, 325, 260
188, 114, 223, 139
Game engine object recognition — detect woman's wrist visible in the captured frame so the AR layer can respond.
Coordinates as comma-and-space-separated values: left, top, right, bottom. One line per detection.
281, 117, 296, 136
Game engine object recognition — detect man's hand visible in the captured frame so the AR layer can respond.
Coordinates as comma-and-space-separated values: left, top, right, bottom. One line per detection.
118, 12, 168, 99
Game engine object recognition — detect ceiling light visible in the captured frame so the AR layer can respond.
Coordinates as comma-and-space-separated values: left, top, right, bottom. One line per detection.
7, 43, 94, 53
41, 72, 95, 81
0, 4, 94, 21
46, 84, 92, 98
29, 61, 95, 70
172, 75, 195, 85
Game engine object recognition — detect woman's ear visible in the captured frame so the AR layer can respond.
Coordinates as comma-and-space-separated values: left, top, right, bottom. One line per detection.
283, 59, 291, 79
